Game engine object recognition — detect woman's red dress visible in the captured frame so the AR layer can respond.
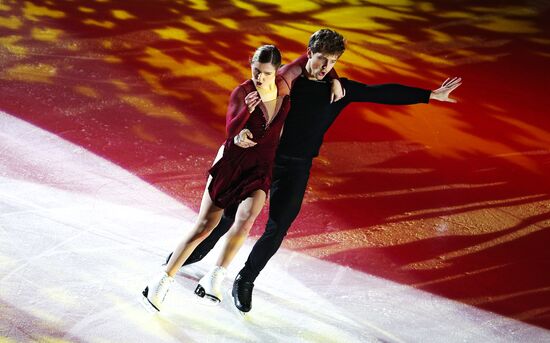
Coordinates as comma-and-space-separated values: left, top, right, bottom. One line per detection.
208, 77, 290, 208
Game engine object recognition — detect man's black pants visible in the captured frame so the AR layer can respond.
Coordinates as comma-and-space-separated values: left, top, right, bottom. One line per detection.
183, 155, 312, 282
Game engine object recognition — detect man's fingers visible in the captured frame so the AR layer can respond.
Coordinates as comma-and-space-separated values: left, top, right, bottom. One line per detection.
444, 77, 461, 88
448, 83, 462, 91
446, 79, 461, 88
443, 77, 458, 87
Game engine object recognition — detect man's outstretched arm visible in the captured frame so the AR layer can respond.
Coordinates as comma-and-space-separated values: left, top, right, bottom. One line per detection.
341, 77, 462, 105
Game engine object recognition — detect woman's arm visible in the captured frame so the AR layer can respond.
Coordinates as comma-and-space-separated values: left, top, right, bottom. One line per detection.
226, 86, 251, 138
277, 54, 306, 90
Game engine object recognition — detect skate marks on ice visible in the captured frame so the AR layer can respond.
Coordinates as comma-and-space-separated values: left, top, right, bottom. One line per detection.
1, 111, 548, 342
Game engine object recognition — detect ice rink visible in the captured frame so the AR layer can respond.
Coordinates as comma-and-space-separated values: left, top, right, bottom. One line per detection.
2, 111, 548, 342
1, 0, 550, 342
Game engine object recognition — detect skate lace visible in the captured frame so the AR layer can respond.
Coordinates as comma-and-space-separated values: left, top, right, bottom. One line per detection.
210, 268, 226, 286
157, 275, 173, 294
237, 279, 254, 297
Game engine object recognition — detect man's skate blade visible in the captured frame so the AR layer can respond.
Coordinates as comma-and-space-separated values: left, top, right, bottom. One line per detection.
230, 291, 250, 318
232, 303, 249, 318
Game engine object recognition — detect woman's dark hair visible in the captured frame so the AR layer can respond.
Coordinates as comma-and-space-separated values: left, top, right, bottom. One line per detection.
308, 29, 346, 56
250, 45, 282, 68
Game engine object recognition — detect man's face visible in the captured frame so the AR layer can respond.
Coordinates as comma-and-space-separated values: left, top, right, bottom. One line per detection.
306, 48, 340, 80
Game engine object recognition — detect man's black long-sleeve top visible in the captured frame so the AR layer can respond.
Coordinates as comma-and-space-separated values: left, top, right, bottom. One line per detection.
276, 77, 432, 159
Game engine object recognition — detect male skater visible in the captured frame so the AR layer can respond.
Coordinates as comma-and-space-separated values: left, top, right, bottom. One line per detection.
174, 29, 461, 312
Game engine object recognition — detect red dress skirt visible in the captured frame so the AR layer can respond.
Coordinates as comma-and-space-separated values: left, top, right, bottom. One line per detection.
208, 80, 290, 208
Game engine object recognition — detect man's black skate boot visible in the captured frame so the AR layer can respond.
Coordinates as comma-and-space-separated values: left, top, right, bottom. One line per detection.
232, 273, 254, 312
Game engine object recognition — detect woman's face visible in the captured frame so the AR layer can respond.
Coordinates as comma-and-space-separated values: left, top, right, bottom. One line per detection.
251, 61, 277, 89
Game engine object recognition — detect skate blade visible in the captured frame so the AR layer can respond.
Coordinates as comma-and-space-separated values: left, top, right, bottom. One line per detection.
140, 287, 160, 313
194, 284, 221, 305
231, 303, 249, 318
230, 291, 250, 318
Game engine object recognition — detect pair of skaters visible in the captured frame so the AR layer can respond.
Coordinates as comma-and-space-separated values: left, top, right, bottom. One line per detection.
143, 29, 462, 312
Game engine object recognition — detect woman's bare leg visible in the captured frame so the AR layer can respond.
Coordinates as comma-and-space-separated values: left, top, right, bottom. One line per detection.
217, 190, 266, 268
165, 179, 224, 276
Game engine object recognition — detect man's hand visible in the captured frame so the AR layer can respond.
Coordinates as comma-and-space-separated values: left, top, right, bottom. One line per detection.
234, 128, 257, 148
245, 91, 262, 113
430, 77, 462, 103
330, 79, 346, 103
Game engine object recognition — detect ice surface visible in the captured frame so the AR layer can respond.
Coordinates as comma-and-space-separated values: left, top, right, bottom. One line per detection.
1, 111, 548, 342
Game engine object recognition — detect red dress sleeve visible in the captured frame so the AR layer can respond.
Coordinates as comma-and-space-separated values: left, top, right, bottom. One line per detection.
225, 85, 250, 138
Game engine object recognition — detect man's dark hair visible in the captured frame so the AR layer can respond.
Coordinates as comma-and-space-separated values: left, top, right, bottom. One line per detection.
250, 45, 282, 68
308, 29, 346, 56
